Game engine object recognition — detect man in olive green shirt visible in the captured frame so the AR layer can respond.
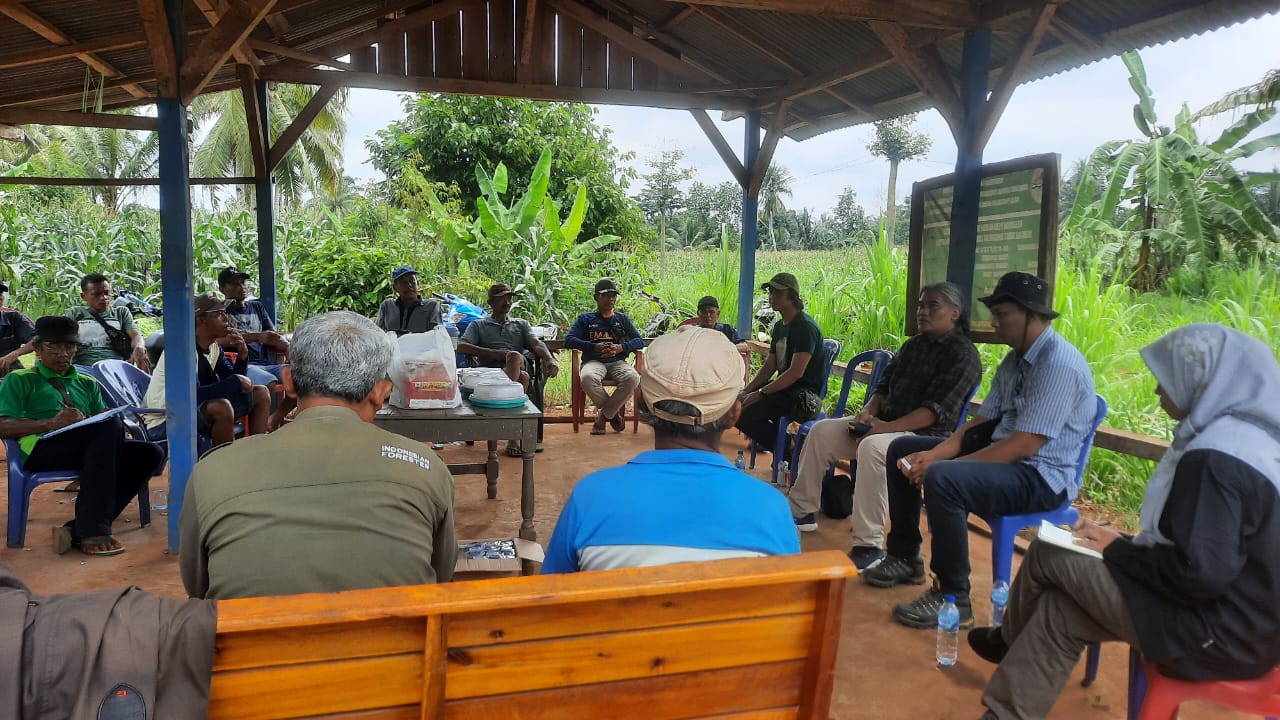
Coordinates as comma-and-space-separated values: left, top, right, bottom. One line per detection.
180, 311, 457, 599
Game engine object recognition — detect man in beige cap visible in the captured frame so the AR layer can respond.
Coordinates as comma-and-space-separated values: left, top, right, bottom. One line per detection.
543, 325, 800, 573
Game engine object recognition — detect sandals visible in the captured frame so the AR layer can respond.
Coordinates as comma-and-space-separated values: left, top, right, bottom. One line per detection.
52, 526, 125, 556
591, 413, 608, 435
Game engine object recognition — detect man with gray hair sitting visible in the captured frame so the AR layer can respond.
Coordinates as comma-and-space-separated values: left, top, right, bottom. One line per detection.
180, 311, 457, 599
543, 325, 799, 573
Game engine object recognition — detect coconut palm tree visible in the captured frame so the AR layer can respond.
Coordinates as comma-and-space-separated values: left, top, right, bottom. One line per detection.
191, 84, 348, 207
759, 164, 793, 251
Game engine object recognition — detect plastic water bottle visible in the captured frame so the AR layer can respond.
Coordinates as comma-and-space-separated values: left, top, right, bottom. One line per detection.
151, 488, 168, 516
991, 580, 1010, 626
936, 594, 960, 666
733, 450, 746, 471
776, 460, 791, 489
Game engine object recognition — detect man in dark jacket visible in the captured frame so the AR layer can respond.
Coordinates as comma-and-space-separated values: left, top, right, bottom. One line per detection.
0, 280, 36, 376
564, 278, 644, 435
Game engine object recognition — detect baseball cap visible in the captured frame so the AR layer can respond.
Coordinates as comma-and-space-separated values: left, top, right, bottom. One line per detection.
194, 293, 230, 315
217, 266, 251, 286
487, 282, 516, 300
33, 315, 78, 343
0, 280, 8, 292
697, 295, 719, 309
641, 326, 744, 426
594, 278, 620, 295
761, 272, 800, 293
391, 266, 418, 282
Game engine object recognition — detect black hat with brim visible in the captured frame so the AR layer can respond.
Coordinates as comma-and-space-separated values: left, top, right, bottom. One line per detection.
978, 271, 1059, 319
33, 315, 79, 344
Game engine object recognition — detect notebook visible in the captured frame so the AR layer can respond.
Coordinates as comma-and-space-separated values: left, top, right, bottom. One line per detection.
1038, 519, 1103, 559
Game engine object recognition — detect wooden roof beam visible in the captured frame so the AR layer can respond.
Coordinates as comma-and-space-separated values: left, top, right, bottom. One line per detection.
868, 20, 961, 137
973, 1, 1056, 150
284, 0, 471, 73
193, 0, 265, 70
0, 107, 158, 131
269, 84, 338, 170
659, 6, 696, 32
548, 0, 716, 85
662, 0, 978, 29
0, 32, 146, 71
0, 3, 149, 99
246, 38, 353, 69
587, 0, 736, 84
137, 0, 179, 97
747, 99, 790, 197
1049, 13, 1101, 50
237, 64, 269, 179
689, 108, 746, 186
257, 65, 755, 112
181, 0, 278, 104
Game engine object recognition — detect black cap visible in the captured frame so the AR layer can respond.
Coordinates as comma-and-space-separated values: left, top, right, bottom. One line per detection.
594, 278, 620, 295
33, 315, 79, 343
978, 271, 1059, 319
218, 267, 251, 286
0, 280, 8, 292
697, 295, 719, 309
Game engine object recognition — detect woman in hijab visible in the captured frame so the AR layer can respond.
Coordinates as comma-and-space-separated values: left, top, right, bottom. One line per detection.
970, 323, 1280, 720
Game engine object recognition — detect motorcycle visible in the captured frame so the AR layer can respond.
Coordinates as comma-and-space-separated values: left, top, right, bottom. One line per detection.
114, 289, 163, 318
753, 293, 777, 341
638, 290, 675, 338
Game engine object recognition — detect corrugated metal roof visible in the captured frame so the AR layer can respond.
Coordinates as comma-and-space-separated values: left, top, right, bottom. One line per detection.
0, 0, 1274, 145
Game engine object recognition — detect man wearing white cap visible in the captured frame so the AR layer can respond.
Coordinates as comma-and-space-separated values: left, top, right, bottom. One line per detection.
543, 325, 800, 573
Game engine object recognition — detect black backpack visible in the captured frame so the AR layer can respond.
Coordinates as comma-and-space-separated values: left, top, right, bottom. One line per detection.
819, 472, 854, 519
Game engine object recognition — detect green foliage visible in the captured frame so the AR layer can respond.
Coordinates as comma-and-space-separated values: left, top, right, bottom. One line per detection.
366, 96, 645, 243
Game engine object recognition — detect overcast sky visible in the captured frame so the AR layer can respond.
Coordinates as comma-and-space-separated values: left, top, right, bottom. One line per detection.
340, 12, 1280, 216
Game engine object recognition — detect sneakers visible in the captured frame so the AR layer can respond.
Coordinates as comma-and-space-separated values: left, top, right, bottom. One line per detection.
861, 553, 926, 588
892, 579, 974, 629
794, 513, 818, 532
847, 545, 885, 571
967, 626, 1009, 664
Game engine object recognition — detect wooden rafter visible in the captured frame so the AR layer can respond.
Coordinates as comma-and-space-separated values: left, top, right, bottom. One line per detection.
136, 0, 179, 97
747, 99, 790, 197
519, 0, 539, 67
0, 107, 159, 131
548, 0, 712, 84
279, 0, 471, 74
257, 65, 754, 112
689, 108, 746, 187
246, 38, 354, 69
868, 20, 961, 136
181, 0, 278, 104
973, 2, 1056, 150
238, 64, 269, 179
662, 0, 978, 29
270, 0, 425, 50
588, 0, 734, 84
659, 6, 696, 31
193, 0, 264, 70
269, 84, 338, 170
0, 32, 146, 71
0, 3, 148, 99
1049, 13, 1101, 50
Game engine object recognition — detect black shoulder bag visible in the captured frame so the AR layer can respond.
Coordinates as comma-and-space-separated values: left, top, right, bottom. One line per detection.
89, 311, 134, 359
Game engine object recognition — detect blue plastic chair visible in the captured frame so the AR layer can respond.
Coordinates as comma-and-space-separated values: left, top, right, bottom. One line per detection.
788, 348, 894, 482
978, 393, 1108, 686
5, 437, 84, 548
749, 338, 843, 479
92, 358, 240, 454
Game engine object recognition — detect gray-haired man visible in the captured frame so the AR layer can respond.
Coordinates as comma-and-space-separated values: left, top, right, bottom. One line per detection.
180, 311, 457, 599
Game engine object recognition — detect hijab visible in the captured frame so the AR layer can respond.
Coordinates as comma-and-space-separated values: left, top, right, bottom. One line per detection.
1135, 323, 1280, 546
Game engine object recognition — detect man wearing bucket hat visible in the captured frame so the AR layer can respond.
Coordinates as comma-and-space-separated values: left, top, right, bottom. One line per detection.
863, 271, 1096, 631
375, 266, 442, 336
0, 316, 164, 556
543, 325, 800, 573
735, 272, 825, 455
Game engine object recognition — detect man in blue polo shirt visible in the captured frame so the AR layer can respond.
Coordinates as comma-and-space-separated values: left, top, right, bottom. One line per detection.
0, 280, 36, 376
863, 272, 1096, 630
564, 278, 645, 435
543, 325, 799, 573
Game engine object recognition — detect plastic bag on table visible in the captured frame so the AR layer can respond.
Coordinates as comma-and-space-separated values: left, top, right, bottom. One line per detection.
388, 326, 461, 409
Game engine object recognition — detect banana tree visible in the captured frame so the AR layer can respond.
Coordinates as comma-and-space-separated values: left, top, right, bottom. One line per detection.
1065, 52, 1280, 289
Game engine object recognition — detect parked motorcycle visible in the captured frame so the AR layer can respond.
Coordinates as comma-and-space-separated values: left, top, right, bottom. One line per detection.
114, 289, 163, 318
638, 290, 675, 338
753, 293, 777, 341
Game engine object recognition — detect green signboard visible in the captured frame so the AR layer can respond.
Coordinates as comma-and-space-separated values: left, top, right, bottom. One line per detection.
906, 154, 1059, 341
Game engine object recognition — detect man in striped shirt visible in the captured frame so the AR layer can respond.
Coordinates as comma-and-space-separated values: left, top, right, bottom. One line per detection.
862, 272, 1096, 630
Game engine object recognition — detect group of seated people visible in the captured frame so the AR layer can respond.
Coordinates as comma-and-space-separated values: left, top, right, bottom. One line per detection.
1, 262, 1277, 720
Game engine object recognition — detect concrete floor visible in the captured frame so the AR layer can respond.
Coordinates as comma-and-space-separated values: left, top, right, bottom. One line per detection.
0, 423, 1250, 720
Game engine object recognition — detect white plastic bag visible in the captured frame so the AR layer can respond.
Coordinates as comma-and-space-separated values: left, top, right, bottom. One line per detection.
388, 326, 461, 409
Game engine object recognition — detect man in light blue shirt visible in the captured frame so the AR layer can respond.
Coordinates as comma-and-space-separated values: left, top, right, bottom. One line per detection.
862, 272, 1095, 630
543, 326, 799, 573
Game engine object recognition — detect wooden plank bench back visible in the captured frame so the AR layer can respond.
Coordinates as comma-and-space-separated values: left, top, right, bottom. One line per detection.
210, 550, 857, 720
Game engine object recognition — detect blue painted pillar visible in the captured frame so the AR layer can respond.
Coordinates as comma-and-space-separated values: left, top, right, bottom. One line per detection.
737, 110, 761, 338
945, 28, 992, 305
253, 79, 278, 322
159, 0, 196, 552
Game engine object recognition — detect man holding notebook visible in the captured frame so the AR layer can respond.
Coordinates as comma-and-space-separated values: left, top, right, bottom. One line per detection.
0, 316, 163, 556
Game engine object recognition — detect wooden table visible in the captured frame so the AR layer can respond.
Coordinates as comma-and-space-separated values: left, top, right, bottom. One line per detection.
374, 400, 542, 540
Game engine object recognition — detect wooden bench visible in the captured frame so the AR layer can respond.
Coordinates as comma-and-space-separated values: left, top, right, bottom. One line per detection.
210, 551, 857, 719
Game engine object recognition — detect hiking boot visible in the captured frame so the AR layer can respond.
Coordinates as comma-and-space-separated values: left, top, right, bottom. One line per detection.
892, 580, 974, 629
861, 553, 926, 588
794, 513, 818, 532
967, 626, 1009, 664
847, 545, 885, 571
609, 413, 626, 432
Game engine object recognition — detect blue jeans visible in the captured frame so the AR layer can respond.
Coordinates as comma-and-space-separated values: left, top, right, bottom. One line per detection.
884, 435, 1064, 596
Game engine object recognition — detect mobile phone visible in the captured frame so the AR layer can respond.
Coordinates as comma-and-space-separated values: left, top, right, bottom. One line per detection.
847, 421, 871, 437
898, 458, 913, 472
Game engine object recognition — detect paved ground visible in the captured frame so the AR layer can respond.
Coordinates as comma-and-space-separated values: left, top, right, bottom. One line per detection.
0, 422, 1248, 719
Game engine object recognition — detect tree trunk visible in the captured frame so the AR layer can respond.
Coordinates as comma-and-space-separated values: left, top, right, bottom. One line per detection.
658, 214, 667, 271
885, 158, 899, 243
1134, 200, 1155, 291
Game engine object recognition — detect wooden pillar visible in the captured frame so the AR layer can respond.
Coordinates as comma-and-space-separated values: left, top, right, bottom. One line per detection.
159, 0, 197, 552
945, 28, 991, 305
253, 78, 278, 322
737, 110, 761, 337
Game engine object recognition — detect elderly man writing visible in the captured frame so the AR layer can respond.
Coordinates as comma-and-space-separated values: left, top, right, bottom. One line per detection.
543, 325, 799, 573
180, 311, 457, 599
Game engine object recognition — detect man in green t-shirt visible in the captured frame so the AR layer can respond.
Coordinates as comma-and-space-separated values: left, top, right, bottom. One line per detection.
0, 316, 163, 556
736, 272, 825, 458
65, 273, 150, 370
